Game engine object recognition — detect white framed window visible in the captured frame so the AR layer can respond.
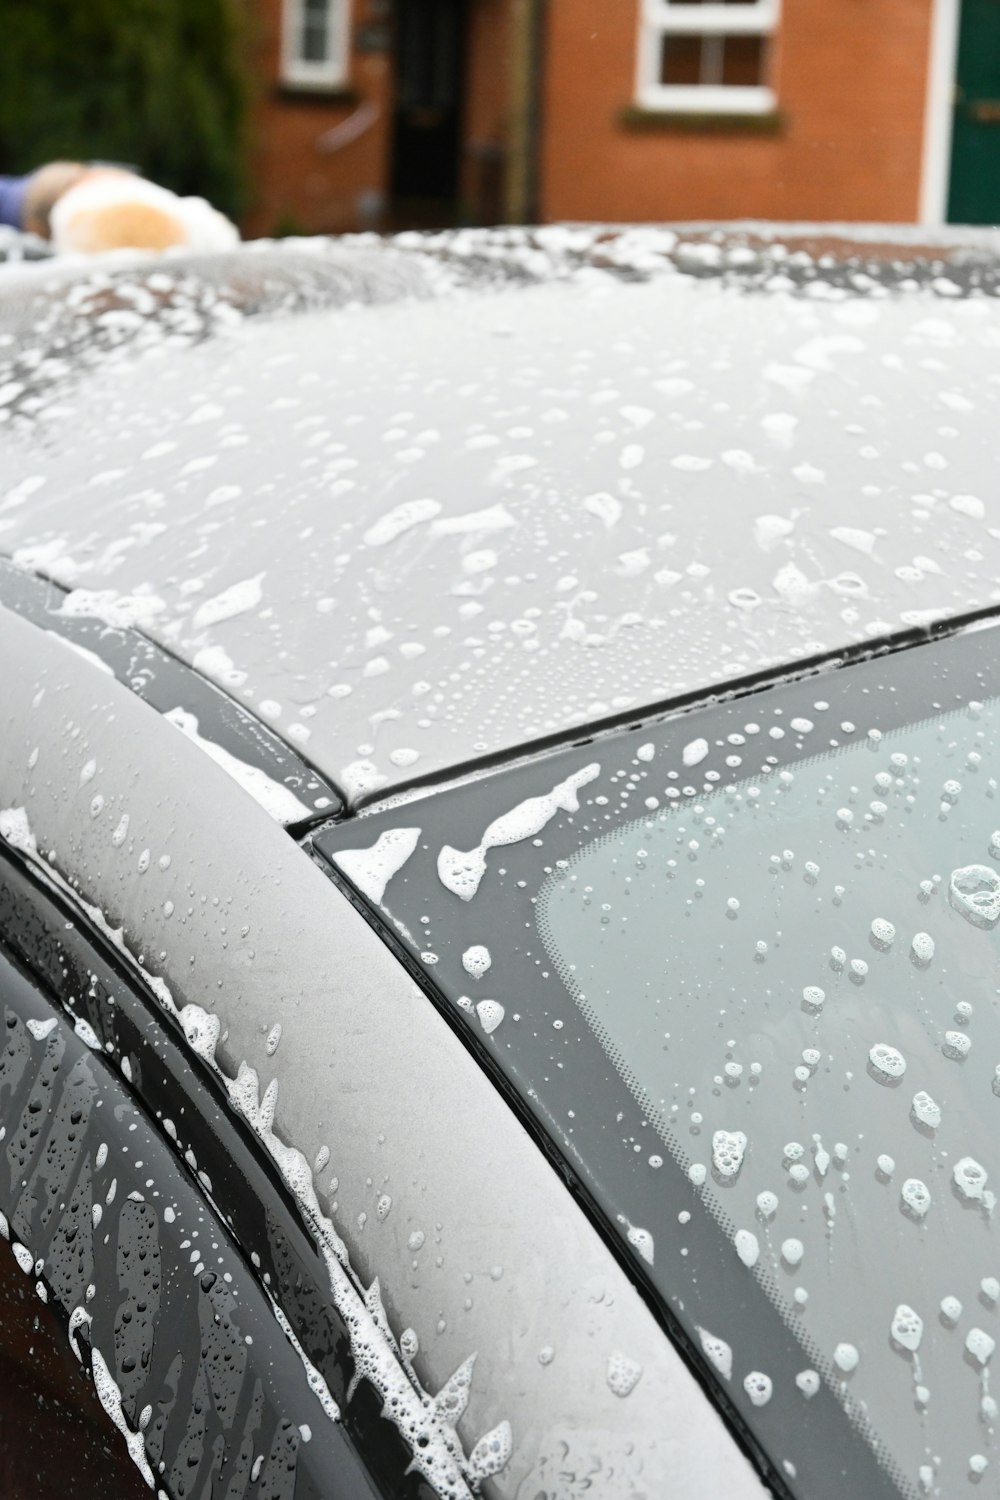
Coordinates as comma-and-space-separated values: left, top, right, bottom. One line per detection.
281, 0, 350, 90
635, 0, 780, 114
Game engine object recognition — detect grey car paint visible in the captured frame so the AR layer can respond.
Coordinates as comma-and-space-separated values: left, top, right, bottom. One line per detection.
2, 240, 999, 805
0, 602, 764, 1498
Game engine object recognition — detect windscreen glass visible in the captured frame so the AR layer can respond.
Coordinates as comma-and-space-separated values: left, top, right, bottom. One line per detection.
540, 699, 1000, 1496
317, 624, 1000, 1500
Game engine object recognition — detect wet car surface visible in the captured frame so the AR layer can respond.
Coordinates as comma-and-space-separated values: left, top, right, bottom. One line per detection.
1, 225, 1000, 1499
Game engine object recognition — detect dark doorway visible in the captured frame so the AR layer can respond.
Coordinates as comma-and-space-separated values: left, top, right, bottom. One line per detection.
948, 0, 1000, 223
391, 0, 467, 224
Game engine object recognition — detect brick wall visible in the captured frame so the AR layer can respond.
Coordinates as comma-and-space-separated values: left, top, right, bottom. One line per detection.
538, 0, 935, 224
244, 0, 395, 238
245, 0, 514, 236
244, 0, 934, 236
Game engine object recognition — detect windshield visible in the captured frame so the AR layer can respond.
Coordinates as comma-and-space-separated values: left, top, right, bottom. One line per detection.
541, 696, 1000, 1495
317, 621, 1000, 1499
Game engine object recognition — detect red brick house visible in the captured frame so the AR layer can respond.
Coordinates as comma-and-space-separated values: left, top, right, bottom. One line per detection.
244, 0, 997, 238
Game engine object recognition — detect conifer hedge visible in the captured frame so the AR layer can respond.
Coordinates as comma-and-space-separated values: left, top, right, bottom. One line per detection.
0, 0, 249, 219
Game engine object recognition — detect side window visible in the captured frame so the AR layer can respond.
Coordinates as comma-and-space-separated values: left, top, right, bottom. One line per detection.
281, 0, 350, 89
635, 0, 780, 114
0, 1248, 149, 1500
0, 853, 433, 1500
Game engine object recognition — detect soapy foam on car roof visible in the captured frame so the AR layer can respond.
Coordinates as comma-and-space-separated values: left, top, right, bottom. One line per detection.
164, 707, 311, 824
438, 763, 600, 901
332, 827, 421, 904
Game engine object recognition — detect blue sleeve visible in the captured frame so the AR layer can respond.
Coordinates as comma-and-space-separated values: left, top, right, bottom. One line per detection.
0, 174, 30, 229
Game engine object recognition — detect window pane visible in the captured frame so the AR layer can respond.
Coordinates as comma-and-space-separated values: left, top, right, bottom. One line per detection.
660, 33, 704, 85
722, 34, 765, 85
0, 1246, 150, 1500
701, 32, 724, 84
300, 0, 331, 63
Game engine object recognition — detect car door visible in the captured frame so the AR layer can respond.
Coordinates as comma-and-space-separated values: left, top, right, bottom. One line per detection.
0, 845, 428, 1500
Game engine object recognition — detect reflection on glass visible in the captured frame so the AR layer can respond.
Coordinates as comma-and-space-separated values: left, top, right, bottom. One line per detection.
541, 700, 1000, 1490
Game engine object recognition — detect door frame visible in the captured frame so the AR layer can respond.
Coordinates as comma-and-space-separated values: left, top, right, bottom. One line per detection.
920, 0, 961, 223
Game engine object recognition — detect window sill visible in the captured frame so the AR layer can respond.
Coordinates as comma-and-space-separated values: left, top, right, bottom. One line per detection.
275, 81, 358, 105
618, 104, 786, 136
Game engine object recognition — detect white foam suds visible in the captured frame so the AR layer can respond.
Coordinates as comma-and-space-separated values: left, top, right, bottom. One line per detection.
91, 1346, 156, 1487
192, 643, 247, 689
430, 503, 514, 536
164, 707, 311, 824
966, 1328, 996, 1365
192, 572, 265, 630
744, 1371, 773, 1407
68, 1304, 92, 1359
869, 1043, 906, 1082
47, 631, 116, 675
734, 1229, 759, 1268
56, 588, 166, 632
437, 763, 600, 901
682, 737, 709, 768
476, 1000, 505, 1036
953, 1156, 988, 1201
891, 1305, 923, 1353
901, 1178, 931, 1217
461, 944, 491, 979
911, 1091, 941, 1129
26, 1017, 57, 1041
712, 1129, 747, 1180
606, 1350, 643, 1397
364, 498, 442, 547
911, 932, 935, 963
332, 827, 422, 904
468, 1420, 514, 1481
0, 806, 37, 856
74, 1016, 101, 1050
697, 1328, 733, 1380
950, 864, 1000, 927
271, 1300, 341, 1422
943, 1029, 972, 1059
617, 1218, 654, 1266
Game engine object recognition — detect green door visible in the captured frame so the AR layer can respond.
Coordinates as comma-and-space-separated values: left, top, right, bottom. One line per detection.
948, 0, 1000, 222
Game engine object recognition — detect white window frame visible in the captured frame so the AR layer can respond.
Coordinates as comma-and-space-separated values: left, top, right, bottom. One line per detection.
281, 0, 350, 90
635, 0, 779, 115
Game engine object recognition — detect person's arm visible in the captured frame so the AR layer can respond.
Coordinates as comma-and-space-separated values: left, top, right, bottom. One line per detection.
0, 175, 30, 230
22, 162, 88, 237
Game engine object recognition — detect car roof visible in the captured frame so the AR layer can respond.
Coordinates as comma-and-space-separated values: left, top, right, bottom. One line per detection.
3, 226, 999, 810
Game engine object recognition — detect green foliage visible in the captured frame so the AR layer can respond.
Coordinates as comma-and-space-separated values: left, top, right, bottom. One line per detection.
0, 0, 249, 219
270, 208, 310, 238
